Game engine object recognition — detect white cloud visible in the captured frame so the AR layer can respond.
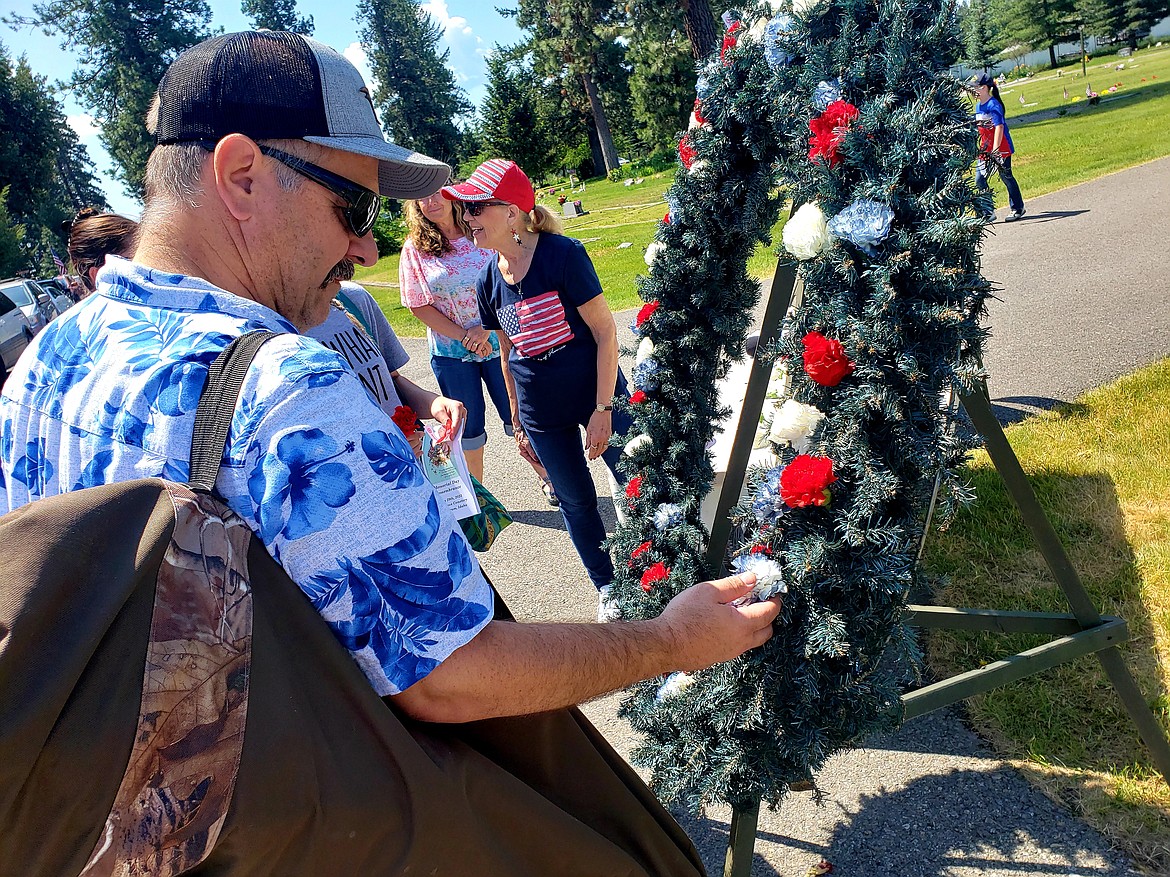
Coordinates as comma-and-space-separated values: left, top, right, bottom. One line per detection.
343, 42, 377, 96
422, 0, 472, 39
67, 113, 100, 142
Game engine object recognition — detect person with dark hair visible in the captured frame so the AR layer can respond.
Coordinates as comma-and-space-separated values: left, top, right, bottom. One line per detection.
67, 207, 138, 294
443, 159, 634, 620
399, 190, 555, 500
973, 72, 1026, 222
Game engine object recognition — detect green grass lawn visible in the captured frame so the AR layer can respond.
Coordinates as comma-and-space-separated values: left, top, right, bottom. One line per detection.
358, 43, 1170, 339
923, 359, 1170, 871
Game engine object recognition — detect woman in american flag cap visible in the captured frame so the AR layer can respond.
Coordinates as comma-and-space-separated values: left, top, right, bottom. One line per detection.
443, 159, 633, 622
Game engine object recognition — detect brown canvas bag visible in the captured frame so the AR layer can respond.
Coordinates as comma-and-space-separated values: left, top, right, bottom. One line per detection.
0, 333, 705, 877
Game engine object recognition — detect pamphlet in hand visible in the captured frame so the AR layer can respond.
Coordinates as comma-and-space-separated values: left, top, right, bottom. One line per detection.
420, 419, 479, 520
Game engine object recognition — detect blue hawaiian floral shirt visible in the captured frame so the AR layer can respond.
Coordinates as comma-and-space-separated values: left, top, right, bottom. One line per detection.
0, 257, 493, 696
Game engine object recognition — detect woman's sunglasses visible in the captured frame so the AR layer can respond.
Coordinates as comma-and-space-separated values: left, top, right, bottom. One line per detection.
462, 200, 511, 217
200, 141, 382, 237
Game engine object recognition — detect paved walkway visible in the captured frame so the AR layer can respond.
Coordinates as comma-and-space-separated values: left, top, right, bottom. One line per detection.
393, 157, 1170, 876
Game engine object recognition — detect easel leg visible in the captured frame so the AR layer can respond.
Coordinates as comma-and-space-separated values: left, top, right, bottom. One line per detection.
960, 386, 1170, 782
723, 801, 761, 877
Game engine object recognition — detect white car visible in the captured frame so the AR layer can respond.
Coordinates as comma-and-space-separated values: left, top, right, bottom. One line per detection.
0, 279, 55, 334
0, 287, 35, 388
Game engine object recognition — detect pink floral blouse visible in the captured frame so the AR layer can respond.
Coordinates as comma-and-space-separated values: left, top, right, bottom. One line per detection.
399, 236, 498, 362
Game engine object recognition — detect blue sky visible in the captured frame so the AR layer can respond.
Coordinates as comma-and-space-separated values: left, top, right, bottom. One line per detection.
2, 0, 522, 215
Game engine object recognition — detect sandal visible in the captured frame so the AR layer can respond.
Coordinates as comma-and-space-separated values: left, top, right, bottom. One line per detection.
539, 477, 559, 508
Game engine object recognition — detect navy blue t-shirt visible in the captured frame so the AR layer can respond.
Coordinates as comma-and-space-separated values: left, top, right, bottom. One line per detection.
477, 234, 607, 430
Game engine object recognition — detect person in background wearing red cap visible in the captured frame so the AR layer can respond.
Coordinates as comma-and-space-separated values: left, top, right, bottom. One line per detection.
398, 189, 556, 502
443, 159, 633, 621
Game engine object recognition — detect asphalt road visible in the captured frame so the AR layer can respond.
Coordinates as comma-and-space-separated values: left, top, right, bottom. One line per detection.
392, 157, 1170, 876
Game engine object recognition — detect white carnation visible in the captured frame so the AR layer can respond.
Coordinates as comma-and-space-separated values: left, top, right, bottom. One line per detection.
644, 241, 666, 267
791, 0, 822, 14
748, 16, 769, 41
636, 336, 655, 365
689, 159, 710, 176
782, 202, 832, 260
656, 671, 696, 701
768, 399, 825, 452
688, 111, 704, 130
624, 433, 652, 456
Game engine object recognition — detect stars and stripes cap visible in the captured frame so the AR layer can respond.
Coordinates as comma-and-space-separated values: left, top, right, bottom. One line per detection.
441, 159, 536, 213
152, 30, 451, 200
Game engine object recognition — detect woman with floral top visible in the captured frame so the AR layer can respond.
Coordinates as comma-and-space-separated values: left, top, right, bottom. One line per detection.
400, 191, 555, 502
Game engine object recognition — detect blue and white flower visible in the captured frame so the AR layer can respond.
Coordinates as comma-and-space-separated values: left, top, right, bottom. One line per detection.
731, 553, 788, 600
827, 199, 895, 257
632, 359, 662, 393
813, 78, 844, 111
654, 502, 685, 530
656, 671, 696, 701
763, 14, 795, 68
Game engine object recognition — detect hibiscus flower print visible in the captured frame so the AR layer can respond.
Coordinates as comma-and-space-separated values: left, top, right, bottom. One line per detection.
248, 428, 357, 543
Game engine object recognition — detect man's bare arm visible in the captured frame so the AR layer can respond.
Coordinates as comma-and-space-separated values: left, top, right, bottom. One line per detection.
391, 573, 780, 723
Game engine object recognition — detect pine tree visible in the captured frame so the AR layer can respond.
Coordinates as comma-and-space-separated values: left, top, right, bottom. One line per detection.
626, 1, 697, 152
510, 0, 624, 175
241, 0, 314, 34
609, 0, 991, 810
962, 0, 1005, 71
0, 45, 107, 274
1121, 0, 1170, 45
0, 188, 26, 279
5, 0, 212, 199
480, 51, 552, 179
356, 0, 472, 165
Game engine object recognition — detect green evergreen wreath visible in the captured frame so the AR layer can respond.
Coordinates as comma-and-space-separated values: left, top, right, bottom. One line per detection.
608, 0, 994, 810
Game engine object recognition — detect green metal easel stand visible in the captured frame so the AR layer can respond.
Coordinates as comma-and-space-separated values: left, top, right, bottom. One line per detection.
707, 258, 1170, 877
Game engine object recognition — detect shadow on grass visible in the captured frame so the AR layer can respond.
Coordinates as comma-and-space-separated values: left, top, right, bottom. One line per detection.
987, 395, 1091, 424
1014, 78, 1170, 128
922, 458, 1170, 871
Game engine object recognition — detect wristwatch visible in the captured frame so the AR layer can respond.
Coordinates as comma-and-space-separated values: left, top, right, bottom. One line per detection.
594, 404, 613, 412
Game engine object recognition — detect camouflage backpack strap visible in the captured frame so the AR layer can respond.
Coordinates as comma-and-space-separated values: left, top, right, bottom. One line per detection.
82, 332, 277, 876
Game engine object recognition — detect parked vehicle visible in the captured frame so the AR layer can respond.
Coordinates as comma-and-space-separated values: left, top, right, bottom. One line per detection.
0, 278, 55, 334
0, 288, 35, 388
36, 276, 77, 317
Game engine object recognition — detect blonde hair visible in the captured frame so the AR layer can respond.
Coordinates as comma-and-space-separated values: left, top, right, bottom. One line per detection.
525, 205, 563, 236
405, 198, 472, 257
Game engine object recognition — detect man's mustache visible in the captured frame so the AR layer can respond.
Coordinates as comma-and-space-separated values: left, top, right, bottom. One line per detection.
322, 260, 356, 288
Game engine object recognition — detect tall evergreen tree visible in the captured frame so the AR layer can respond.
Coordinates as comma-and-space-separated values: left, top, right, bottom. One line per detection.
0, 45, 107, 274
626, 1, 697, 151
241, 0, 314, 34
962, 0, 1005, 70
0, 188, 26, 279
6, 0, 212, 199
480, 51, 553, 179
510, 0, 624, 175
356, 0, 472, 165
680, 0, 719, 60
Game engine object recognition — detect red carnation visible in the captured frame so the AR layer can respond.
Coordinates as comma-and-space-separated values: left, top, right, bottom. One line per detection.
636, 299, 660, 327
678, 135, 696, 169
802, 331, 855, 386
629, 390, 648, 404
780, 454, 837, 508
628, 540, 652, 567
663, 211, 672, 225
391, 405, 421, 434
626, 475, 643, 499
720, 20, 742, 62
808, 100, 860, 167
641, 561, 670, 593
693, 99, 707, 125
750, 544, 771, 555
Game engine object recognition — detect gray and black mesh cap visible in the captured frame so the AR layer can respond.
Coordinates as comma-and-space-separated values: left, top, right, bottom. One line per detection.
153, 30, 451, 200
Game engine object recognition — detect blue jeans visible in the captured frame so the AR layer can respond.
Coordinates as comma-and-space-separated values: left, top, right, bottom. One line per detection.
523, 402, 632, 591
431, 355, 513, 451
976, 154, 1024, 214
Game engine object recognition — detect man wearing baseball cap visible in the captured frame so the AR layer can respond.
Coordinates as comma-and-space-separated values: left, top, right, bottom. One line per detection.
0, 29, 779, 873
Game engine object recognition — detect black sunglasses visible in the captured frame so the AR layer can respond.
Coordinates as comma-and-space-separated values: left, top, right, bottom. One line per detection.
199, 141, 382, 237
462, 200, 511, 217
